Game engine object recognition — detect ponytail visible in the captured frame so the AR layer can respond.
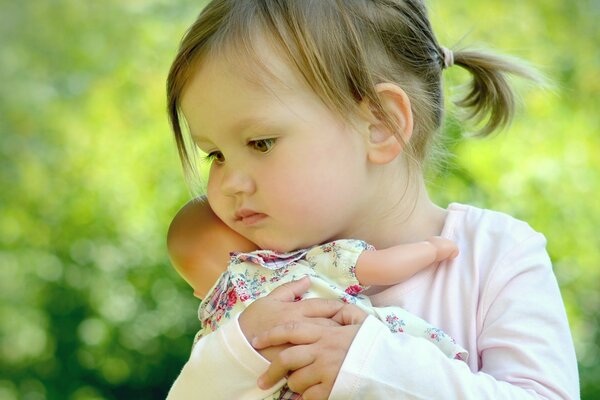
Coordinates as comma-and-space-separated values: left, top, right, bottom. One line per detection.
452, 49, 541, 136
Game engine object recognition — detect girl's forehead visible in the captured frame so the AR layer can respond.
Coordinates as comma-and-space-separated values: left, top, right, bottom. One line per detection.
204, 35, 307, 95
181, 43, 320, 142
183, 51, 305, 115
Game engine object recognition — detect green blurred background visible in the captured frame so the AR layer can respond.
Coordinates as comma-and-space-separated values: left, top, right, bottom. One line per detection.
1, 0, 598, 398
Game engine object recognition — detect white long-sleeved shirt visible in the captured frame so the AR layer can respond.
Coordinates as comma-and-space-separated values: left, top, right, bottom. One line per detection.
167, 203, 580, 399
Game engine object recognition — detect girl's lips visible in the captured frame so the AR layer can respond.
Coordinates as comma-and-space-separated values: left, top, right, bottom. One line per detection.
234, 209, 267, 226
239, 213, 267, 226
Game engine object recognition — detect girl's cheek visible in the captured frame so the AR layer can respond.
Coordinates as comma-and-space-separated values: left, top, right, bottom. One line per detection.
207, 164, 221, 188
206, 173, 220, 203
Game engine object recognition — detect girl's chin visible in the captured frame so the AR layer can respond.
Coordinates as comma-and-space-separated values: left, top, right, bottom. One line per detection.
252, 231, 331, 253
255, 240, 310, 254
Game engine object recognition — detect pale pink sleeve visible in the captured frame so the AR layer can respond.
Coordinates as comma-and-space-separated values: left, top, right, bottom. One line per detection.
330, 233, 579, 399
166, 314, 285, 400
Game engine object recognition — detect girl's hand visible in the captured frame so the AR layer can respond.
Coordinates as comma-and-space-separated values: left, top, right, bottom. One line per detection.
253, 303, 369, 400
238, 277, 344, 361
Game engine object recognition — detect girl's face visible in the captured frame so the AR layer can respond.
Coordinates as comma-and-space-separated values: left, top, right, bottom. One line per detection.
181, 47, 373, 252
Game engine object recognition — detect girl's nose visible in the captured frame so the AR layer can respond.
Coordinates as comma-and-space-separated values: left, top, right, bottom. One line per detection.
220, 165, 256, 196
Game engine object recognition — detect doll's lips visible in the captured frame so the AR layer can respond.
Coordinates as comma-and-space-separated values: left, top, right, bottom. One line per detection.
234, 209, 267, 226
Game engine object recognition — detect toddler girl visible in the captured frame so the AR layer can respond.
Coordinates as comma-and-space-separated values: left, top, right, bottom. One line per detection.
165, 1, 579, 399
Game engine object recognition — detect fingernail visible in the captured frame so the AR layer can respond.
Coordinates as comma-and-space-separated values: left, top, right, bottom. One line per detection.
257, 376, 265, 389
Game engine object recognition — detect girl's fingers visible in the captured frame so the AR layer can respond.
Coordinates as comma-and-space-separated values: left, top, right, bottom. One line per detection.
331, 304, 368, 326
307, 317, 341, 327
257, 345, 315, 389
299, 298, 345, 318
267, 276, 311, 302
302, 383, 330, 400
286, 365, 321, 395
252, 322, 323, 349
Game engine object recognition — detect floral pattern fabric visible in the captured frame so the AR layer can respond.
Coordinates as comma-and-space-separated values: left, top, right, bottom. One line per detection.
196, 239, 468, 399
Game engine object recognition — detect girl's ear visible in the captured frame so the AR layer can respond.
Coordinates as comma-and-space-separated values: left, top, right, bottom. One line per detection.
360, 83, 414, 165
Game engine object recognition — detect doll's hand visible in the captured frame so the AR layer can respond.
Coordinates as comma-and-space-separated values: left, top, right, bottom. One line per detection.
428, 236, 459, 262
238, 277, 344, 361
253, 304, 368, 400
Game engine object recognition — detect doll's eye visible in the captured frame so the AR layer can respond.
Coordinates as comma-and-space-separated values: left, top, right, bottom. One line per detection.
249, 138, 276, 153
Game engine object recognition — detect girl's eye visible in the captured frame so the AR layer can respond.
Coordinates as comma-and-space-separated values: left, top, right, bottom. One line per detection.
249, 138, 276, 153
204, 151, 225, 164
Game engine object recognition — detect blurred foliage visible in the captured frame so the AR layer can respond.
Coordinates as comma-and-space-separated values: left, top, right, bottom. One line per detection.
0, 0, 597, 399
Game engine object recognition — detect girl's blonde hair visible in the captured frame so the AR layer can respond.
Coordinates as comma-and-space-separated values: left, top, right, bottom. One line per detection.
167, 0, 536, 178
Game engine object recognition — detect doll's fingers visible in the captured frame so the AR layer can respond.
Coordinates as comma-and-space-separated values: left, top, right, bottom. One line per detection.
257, 346, 315, 389
267, 276, 311, 302
299, 297, 345, 318
252, 322, 323, 349
428, 236, 459, 261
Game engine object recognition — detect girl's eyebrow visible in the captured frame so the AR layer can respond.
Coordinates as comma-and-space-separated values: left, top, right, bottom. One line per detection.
193, 116, 278, 142
190, 131, 211, 144
231, 116, 277, 134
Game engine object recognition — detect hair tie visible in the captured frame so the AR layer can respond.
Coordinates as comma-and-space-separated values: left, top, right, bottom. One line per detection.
442, 47, 454, 69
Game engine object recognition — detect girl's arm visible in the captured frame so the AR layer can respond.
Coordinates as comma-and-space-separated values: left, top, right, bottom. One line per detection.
254, 225, 578, 399
167, 279, 345, 400
167, 197, 256, 298
166, 315, 278, 400
330, 233, 579, 399
355, 236, 458, 286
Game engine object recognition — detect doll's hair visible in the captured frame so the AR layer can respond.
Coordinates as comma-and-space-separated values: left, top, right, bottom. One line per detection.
167, 0, 537, 179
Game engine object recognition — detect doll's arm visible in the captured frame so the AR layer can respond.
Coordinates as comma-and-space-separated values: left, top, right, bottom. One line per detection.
355, 237, 458, 286
167, 197, 257, 298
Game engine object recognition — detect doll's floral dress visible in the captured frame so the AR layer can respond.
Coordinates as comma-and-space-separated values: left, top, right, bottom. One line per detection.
196, 239, 467, 400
